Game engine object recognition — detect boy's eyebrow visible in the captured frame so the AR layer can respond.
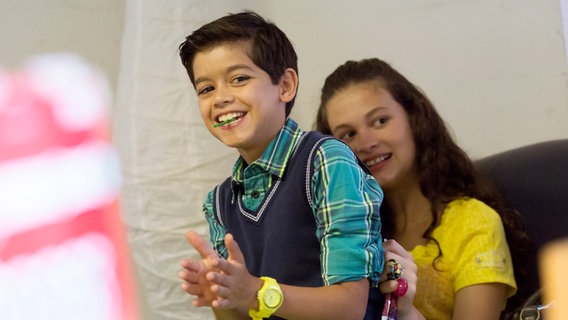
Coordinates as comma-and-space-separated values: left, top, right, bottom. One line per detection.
194, 64, 255, 86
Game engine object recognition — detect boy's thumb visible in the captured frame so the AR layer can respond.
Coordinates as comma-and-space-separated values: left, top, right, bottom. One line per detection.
224, 233, 246, 264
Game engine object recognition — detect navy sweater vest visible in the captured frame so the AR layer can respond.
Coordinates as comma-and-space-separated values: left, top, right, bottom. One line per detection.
213, 131, 327, 287
212, 131, 384, 319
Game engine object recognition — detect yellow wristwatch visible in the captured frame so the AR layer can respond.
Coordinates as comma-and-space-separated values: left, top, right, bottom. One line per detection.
248, 276, 283, 320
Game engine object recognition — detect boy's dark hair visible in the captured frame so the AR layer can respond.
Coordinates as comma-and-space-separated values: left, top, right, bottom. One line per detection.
179, 10, 298, 116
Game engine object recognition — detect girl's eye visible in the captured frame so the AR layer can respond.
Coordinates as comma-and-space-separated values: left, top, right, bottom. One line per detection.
339, 131, 355, 141
232, 75, 250, 84
372, 117, 388, 127
197, 85, 214, 96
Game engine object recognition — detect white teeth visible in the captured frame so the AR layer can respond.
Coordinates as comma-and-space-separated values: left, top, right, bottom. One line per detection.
365, 154, 389, 167
218, 112, 244, 123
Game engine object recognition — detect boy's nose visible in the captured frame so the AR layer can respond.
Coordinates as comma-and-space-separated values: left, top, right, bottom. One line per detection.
213, 86, 234, 107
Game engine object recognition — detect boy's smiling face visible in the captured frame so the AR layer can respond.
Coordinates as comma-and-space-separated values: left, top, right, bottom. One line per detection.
193, 41, 290, 164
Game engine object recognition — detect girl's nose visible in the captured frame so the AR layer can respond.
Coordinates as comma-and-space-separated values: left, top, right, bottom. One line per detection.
354, 133, 378, 154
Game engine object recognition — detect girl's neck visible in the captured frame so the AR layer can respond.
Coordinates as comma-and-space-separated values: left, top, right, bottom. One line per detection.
384, 183, 436, 251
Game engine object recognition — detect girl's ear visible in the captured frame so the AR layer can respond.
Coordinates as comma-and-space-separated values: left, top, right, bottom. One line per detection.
279, 68, 298, 103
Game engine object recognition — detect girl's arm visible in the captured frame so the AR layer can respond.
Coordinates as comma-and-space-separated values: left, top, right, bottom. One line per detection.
452, 283, 508, 320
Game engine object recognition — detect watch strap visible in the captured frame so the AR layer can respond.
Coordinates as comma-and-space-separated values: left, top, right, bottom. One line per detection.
248, 276, 283, 320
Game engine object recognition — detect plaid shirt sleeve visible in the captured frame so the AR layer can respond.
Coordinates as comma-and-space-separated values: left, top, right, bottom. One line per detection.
311, 138, 384, 286
202, 189, 228, 258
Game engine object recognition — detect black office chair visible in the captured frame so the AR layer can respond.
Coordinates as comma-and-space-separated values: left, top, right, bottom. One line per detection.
476, 139, 568, 319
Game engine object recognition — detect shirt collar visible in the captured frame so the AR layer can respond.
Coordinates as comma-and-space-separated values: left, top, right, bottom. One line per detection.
231, 118, 304, 184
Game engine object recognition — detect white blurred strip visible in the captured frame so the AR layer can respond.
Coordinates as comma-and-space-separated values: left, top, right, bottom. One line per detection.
0, 142, 121, 236
26, 53, 110, 132
0, 233, 119, 320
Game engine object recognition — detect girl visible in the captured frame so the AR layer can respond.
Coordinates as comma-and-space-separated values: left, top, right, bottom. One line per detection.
316, 58, 530, 320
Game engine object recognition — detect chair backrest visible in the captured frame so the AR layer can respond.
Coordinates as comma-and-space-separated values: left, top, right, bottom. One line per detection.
476, 139, 568, 297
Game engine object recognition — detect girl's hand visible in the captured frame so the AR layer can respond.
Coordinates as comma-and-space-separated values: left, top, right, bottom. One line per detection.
379, 239, 418, 318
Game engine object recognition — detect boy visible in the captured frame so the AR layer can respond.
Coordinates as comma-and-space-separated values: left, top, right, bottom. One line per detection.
178, 11, 384, 320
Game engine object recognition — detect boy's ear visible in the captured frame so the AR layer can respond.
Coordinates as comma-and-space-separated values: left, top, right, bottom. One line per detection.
278, 68, 298, 103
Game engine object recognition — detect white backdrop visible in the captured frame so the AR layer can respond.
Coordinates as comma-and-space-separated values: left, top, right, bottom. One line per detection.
112, 1, 568, 319
1, 1, 566, 319
113, 2, 246, 319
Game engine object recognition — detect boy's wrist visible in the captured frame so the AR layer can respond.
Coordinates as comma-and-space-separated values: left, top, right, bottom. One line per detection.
248, 277, 284, 320
247, 277, 264, 309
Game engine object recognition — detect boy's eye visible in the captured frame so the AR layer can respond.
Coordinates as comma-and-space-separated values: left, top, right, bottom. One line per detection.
197, 85, 214, 96
232, 75, 250, 84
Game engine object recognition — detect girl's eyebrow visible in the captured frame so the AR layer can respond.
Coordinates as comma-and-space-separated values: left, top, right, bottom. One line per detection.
194, 64, 254, 86
331, 123, 351, 136
330, 106, 388, 136
366, 106, 388, 118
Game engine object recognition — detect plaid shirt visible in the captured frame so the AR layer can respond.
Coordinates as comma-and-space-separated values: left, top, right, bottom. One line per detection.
202, 118, 384, 286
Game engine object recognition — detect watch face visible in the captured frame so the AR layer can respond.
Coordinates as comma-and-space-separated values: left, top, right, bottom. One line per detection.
264, 287, 283, 309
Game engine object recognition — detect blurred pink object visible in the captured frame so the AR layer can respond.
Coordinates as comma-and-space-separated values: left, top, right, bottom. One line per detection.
0, 54, 139, 320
